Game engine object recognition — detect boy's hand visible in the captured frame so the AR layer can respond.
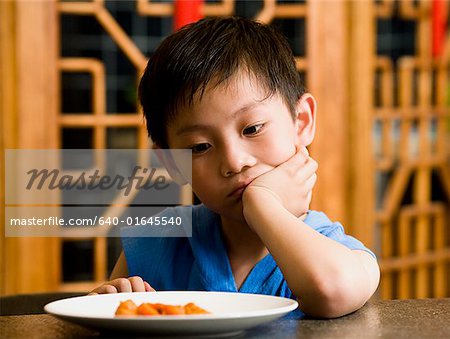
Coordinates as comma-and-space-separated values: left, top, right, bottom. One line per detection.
243, 146, 317, 219
88, 276, 155, 295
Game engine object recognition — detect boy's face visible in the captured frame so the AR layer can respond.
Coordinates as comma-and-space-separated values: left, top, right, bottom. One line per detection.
166, 72, 311, 222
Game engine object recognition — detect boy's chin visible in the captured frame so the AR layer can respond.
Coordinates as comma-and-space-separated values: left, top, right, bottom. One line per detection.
219, 204, 249, 225
203, 199, 249, 224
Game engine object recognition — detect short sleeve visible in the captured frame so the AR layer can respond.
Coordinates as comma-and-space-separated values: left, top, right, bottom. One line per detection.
304, 211, 377, 259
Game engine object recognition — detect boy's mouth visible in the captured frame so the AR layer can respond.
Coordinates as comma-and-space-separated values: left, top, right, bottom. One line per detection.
228, 179, 254, 198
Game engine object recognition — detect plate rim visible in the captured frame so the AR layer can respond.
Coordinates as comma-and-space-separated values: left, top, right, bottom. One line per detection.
44, 291, 299, 321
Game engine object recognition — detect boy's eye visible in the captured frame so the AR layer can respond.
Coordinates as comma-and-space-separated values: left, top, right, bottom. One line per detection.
243, 124, 264, 136
190, 143, 211, 154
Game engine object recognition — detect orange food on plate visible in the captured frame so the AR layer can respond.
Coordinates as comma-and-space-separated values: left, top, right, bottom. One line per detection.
136, 303, 159, 316
115, 299, 138, 316
115, 300, 210, 316
184, 302, 210, 314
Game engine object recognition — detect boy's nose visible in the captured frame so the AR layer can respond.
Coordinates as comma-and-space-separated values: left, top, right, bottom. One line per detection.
220, 143, 256, 177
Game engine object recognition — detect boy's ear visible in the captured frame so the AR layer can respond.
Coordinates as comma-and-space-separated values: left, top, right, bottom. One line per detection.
152, 145, 189, 186
294, 93, 317, 147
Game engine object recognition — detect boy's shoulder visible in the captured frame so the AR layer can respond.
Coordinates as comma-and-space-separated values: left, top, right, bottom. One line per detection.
303, 210, 350, 237
304, 210, 376, 259
303, 210, 336, 229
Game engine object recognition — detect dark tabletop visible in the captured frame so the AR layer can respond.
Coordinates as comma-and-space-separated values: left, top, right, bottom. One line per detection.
1, 298, 449, 338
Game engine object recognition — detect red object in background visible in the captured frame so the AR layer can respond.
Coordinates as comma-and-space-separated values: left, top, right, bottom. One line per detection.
174, 0, 204, 31
432, 0, 448, 58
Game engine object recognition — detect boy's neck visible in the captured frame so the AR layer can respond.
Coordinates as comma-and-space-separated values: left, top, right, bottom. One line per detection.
219, 215, 268, 260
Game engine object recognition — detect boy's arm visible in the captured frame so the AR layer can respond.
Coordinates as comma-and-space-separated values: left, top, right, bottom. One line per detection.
243, 151, 380, 318
244, 193, 379, 318
89, 251, 155, 294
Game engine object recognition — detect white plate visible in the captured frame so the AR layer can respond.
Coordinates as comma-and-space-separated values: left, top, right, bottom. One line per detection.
44, 291, 298, 336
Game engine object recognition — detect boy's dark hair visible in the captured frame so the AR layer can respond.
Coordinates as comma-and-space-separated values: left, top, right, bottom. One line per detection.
139, 16, 305, 148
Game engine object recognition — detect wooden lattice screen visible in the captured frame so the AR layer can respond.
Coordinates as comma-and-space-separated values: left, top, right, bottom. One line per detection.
373, 0, 450, 299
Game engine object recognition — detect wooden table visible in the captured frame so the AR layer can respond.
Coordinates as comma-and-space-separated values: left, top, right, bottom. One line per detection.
1, 298, 449, 338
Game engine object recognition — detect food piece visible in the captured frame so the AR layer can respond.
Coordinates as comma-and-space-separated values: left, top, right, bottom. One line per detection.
136, 303, 159, 316
155, 304, 186, 315
115, 301, 210, 316
115, 300, 138, 316
184, 302, 209, 314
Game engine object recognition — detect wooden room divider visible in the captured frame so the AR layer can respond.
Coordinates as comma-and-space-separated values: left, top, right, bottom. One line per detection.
1, 0, 449, 299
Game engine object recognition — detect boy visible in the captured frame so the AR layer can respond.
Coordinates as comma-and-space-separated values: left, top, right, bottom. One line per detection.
90, 16, 379, 318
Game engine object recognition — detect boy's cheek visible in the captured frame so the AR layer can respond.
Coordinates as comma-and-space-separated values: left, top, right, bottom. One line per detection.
250, 164, 280, 181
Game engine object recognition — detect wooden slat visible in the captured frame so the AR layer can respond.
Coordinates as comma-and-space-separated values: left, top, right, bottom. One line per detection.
374, 106, 448, 119
137, 0, 235, 17
58, 1, 99, 15
413, 0, 433, 299
399, 0, 423, 19
295, 58, 307, 71
0, 0, 17, 296
377, 57, 394, 168
398, 210, 411, 298
380, 248, 450, 272
59, 58, 106, 117
308, 0, 349, 226
376, 166, 412, 224
255, 0, 276, 24
375, 0, 394, 18
434, 210, 447, 297
59, 114, 143, 127
2, 0, 60, 294
95, 7, 147, 70
256, 0, 306, 23
347, 0, 376, 247
398, 58, 414, 163
202, 0, 234, 16
60, 1, 147, 70
94, 237, 107, 282
136, 0, 172, 16
274, 4, 307, 18
381, 220, 393, 299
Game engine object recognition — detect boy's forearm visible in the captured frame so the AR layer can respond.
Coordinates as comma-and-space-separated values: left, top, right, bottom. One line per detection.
243, 191, 376, 318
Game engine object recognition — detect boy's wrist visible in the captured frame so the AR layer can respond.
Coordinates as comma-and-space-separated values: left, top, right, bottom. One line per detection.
242, 186, 284, 227
243, 186, 282, 204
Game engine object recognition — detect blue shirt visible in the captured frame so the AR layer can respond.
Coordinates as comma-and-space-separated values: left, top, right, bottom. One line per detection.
121, 204, 375, 304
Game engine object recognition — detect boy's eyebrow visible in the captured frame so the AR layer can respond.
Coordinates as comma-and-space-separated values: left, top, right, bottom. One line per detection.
176, 124, 210, 136
230, 101, 262, 119
176, 101, 264, 136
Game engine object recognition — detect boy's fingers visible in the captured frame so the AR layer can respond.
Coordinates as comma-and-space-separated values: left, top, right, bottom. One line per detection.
103, 284, 119, 294
90, 284, 118, 294
294, 144, 309, 156
280, 149, 308, 171
301, 156, 318, 175
307, 157, 318, 172
88, 276, 155, 295
144, 281, 155, 292
292, 157, 318, 181
303, 173, 317, 194
128, 276, 146, 292
300, 146, 309, 156
111, 278, 132, 292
